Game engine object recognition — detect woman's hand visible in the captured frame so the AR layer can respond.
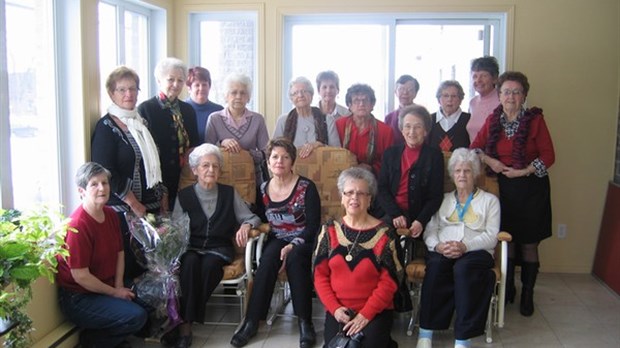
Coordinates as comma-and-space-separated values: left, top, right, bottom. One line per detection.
221, 138, 241, 153
393, 215, 408, 229
409, 220, 423, 238
343, 312, 369, 336
299, 142, 321, 159
502, 166, 533, 178
280, 243, 294, 261
125, 193, 146, 217
334, 307, 352, 324
235, 223, 251, 247
112, 287, 136, 301
485, 156, 508, 174
436, 241, 466, 259
159, 193, 169, 213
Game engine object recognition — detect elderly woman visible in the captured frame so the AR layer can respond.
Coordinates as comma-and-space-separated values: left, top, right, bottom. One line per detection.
57, 162, 147, 348
314, 167, 402, 348
91, 66, 166, 281
335, 83, 394, 176
185, 66, 224, 142
416, 148, 500, 348
315, 70, 350, 120
384, 75, 420, 146
428, 80, 471, 152
138, 57, 200, 209
231, 138, 321, 348
471, 71, 555, 317
377, 105, 443, 238
205, 72, 270, 183
468, 56, 500, 142
170, 144, 261, 348
273, 76, 341, 159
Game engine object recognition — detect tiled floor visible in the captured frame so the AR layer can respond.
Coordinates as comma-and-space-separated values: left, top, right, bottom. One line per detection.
129, 273, 619, 347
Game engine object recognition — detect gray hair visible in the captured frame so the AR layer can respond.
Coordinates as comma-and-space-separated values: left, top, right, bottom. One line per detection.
189, 143, 224, 169
154, 57, 187, 81
75, 162, 111, 189
224, 72, 253, 99
337, 167, 377, 197
447, 148, 481, 178
398, 104, 432, 132
288, 76, 314, 99
435, 80, 465, 100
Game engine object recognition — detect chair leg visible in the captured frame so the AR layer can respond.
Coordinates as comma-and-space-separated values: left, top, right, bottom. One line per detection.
406, 281, 421, 336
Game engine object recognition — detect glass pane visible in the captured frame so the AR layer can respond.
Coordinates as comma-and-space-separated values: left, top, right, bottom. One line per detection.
98, 1, 118, 112
199, 16, 257, 111
6, 0, 59, 209
124, 9, 149, 106
395, 24, 485, 111
289, 24, 388, 117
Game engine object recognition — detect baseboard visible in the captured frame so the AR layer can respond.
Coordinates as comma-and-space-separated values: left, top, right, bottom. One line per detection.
31, 322, 78, 348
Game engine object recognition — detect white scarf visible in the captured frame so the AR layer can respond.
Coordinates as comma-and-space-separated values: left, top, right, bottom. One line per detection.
108, 104, 162, 189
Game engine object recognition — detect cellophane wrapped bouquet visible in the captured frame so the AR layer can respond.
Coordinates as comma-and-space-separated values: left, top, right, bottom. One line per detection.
125, 212, 189, 337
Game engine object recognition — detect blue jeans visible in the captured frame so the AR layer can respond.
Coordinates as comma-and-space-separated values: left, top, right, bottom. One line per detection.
58, 287, 147, 347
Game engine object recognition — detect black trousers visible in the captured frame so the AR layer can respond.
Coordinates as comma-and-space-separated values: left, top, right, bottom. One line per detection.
323, 310, 394, 348
178, 250, 227, 323
419, 250, 494, 340
245, 237, 314, 322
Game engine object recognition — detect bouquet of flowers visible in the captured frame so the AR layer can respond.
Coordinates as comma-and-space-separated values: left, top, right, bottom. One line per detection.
125, 212, 189, 337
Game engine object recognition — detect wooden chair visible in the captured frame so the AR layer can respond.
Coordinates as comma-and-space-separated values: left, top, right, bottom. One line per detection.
399, 152, 512, 343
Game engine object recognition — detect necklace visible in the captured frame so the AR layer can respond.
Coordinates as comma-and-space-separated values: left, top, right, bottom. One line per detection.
345, 228, 362, 262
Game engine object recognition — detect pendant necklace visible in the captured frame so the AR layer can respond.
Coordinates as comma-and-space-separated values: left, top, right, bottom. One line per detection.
345, 228, 362, 262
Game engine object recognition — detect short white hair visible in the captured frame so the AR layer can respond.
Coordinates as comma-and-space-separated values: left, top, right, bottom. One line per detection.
224, 72, 253, 99
447, 148, 481, 178
154, 57, 187, 81
288, 76, 314, 99
189, 143, 224, 169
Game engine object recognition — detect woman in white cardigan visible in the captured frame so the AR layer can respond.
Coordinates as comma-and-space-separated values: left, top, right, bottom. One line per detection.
416, 148, 500, 348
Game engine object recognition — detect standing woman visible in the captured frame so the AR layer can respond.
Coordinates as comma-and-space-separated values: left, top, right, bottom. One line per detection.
273, 76, 341, 159
138, 57, 200, 209
315, 70, 350, 120
468, 56, 500, 142
91, 66, 167, 281
185, 66, 223, 142
428, 80, 471, 152
471, 71, 555, 316
231, 138, 321, 348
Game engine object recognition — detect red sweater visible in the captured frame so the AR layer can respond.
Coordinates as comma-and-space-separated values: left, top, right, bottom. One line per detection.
336, 116, 394, 175
313, 222, 401, 321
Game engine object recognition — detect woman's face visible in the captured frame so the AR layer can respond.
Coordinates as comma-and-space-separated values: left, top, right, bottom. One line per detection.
226, 82, 250, 113
396, 81, 417, 107
471, 70, 497, 97
192, 154, 221, 188
78, 173, 110, 207
189, 79, 211, 104
289, 82, 312, 109
341, 178, 372, 217
318, 79, 339, 104
499, 80, 526, 115
438, 86, 463, 116
110, 77, 138, 110
157, 67, 185, 101
452, 161, 476, 192
267, 146, 294, 177
349, 93, 374, 119
401, 113, 427, 148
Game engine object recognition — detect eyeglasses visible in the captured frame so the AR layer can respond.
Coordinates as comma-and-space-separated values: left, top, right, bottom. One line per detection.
500, 89, 524, 96
342, 190, 371, 198
397, 87, 415, 94
114, 87, 139, 94
351, 98, 371, 105
290, 89, 310, 97
440, 94, 460, 99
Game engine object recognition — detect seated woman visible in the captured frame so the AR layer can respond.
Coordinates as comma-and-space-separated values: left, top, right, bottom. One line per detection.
57, 162, 147, 348
336, 83, 394, 176
428, 80, 471, 152
171, 143, 261, 348
416, 148, 500, 348
273, 76, 341, 159
231, 138, 321, 348
314, 167, 401, 348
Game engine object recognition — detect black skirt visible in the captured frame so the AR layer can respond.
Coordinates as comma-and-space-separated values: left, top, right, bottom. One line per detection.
497, 173, 552, 243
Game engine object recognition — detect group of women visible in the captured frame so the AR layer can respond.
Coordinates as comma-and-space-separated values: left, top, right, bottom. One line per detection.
55, 54, 555, 348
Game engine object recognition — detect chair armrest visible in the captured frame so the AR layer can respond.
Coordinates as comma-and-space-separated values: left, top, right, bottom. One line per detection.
396, 228, 410, 236
249, 223, 271, 238
497, 231, 512, 242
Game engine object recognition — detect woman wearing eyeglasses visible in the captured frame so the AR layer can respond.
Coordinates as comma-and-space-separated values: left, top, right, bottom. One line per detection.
471, 71, 555, 317
314, 167, 401, 348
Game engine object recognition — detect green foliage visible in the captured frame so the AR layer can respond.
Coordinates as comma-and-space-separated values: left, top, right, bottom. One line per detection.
0, 206, 73, 348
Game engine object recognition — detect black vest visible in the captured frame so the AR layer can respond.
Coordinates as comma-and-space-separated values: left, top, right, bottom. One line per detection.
428, 112, 471, 151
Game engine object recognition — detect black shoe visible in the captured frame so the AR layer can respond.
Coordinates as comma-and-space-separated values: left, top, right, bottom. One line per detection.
520, 288, 534, 316
230, 320, 258, 347
175, 334, 192, 348
161, 327, 180, 347
298, 319, 316, 348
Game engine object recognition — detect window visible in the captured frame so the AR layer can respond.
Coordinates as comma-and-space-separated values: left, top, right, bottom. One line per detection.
189, 11, 259, 111
283, 13, 505, 117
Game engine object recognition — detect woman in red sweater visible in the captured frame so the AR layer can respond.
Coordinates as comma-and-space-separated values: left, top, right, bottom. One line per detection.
471, 71, 555, 317
313, 167, 402, 347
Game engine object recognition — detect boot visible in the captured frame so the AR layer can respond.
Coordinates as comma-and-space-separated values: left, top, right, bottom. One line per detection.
520, 262, 539, 317
298, 318, 316, 348
505, 258, 516, 304
230, 319, 258, 347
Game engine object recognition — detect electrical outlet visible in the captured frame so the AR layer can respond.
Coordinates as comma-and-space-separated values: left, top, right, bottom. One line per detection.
557, 224, 567, 239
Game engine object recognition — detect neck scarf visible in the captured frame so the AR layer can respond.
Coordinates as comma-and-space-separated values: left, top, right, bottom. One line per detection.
159, 92, 190, 166
283, 107, 328, 144
108, 104, 162, 188
343, 115, 377, 165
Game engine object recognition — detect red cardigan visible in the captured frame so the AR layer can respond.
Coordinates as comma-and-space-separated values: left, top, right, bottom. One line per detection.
336, 116, 394, 175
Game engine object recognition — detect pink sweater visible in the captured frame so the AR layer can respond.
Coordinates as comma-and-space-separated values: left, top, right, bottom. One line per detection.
468, 92, 500, 142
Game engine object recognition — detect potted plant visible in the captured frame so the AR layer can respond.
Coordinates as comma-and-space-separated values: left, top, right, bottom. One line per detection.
0, 206, 73, 348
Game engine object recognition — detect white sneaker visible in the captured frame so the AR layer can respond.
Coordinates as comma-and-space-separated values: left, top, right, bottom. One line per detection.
416, 337, 432, 348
